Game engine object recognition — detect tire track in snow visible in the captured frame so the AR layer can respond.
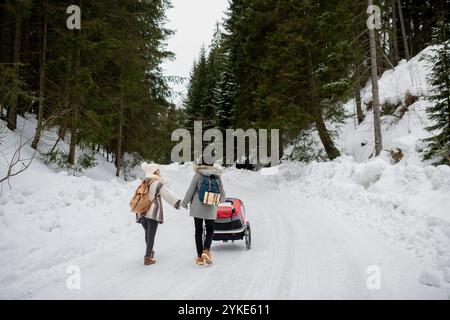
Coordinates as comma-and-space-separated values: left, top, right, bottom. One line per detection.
24, 166, 448, 299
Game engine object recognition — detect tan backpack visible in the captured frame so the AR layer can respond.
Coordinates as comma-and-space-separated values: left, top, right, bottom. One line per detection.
130, 179, 155, 215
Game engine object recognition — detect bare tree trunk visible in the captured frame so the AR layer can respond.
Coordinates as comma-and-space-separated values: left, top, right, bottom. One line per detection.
58, 48, 72, 144
68, 45, 80, 166
305, 47, 341, 160
67, 120, 78, 165
397, 0, 410, 60
391, 0, 400, 64
354, 81, 364, 124
0, 8, 8, 64
381, 12, 388, 73
115, 86, 124, 178
368, 0, 383, 156
353, 27, 365, 125
31, 0, 48, 150
58, 123, 67, 140
7, 1, 23, 131
68, 0, 83, 166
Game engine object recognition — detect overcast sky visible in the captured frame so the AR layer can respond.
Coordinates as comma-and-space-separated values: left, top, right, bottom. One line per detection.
161, 0, 230, 106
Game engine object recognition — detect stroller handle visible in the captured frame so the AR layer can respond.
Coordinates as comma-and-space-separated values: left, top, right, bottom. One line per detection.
224, 198, 236, 204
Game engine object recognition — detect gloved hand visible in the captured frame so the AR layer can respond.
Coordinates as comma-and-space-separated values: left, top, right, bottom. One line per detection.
175, 200, 181, 210
181, 202, 188, 209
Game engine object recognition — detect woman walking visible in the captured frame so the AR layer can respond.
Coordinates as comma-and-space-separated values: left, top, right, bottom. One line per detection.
137, 162, 181, 265
182, 161, 226, 265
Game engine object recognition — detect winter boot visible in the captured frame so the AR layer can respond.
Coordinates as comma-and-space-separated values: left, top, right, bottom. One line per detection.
202, 249, 213, 264
144, 256, 156, 265
195, 256, 205, 265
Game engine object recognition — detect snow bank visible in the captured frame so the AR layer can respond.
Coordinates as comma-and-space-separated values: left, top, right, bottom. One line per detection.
0, 165, 141, 298
0, 115, 145, 298
337, 46, 436, 165
444, 270, 450, 283
266, 157, 450, 280
419, 271, 441, 288
314, 45, 450, 281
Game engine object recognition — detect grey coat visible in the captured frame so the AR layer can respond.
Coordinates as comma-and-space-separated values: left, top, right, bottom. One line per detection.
182, 165, 226, 220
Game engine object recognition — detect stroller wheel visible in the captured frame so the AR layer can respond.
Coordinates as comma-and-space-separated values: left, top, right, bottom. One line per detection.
245, 222, 251, 250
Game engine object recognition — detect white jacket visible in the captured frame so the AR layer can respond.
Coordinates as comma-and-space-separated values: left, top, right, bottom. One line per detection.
143, 174, 179, 223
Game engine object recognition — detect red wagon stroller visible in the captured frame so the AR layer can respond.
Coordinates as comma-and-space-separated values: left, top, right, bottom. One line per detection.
211, 198, 251, 249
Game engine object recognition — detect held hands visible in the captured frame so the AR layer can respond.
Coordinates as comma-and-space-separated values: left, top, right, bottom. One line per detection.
175, 200, 188, 210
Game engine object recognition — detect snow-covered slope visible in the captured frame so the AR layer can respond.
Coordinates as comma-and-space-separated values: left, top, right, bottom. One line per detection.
338, 46, 435, 165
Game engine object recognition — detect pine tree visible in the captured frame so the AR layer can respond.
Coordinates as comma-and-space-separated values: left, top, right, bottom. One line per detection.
223, 0, 270, 129
213, 53, 235, 131
251, 0, 349, 160
423, 16, 450, 165
184, 46, 212, 131
30, 0, 48, 150
1, 0, 175, 171
206, 23, 226, 128
6, 0, 32, 131
368, 0, 383, 156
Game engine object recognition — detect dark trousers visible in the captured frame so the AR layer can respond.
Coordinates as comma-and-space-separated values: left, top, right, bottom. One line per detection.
194, 218, 215, 257
140, 218, 158, 257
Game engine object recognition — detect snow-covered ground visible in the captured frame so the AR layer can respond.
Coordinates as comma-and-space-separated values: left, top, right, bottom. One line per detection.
0, 46, 449, 299
0, 158, 449, 299
1, 126, 449, 298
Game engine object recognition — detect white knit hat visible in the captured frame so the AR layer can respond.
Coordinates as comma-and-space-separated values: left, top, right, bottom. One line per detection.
141, 162, 160, 178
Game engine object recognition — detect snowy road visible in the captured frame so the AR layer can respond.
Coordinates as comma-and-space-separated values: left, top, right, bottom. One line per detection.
22, 166, 447, 300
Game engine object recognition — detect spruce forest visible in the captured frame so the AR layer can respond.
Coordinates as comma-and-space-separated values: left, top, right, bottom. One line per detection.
1, 0, 182, 177
184, 0, 450, 165
1, 0, 449, 177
